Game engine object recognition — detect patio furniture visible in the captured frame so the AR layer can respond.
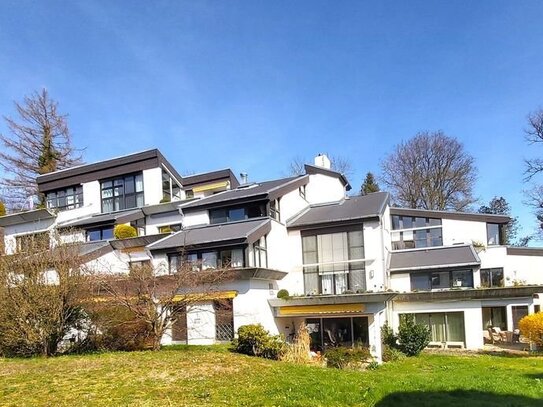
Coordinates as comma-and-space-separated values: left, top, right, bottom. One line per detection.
488, 327, 504, 343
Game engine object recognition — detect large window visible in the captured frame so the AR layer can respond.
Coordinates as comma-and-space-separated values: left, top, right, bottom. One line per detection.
306, 317, 368, 352
407, 312, 465, 345
209, 203, 266, 224
269, 198, 281, 222
480, 268, 504, 288
302, 228, 365, 295
482, 307, 506, 330
162, 168, 181, 202
512, 306, 529, 330
391, 215, 442, 250
253, 236, 267, 268
168, 248, 244, 273
86, 226, 114, 242
46, 186, 83, 211
101, 173, 144, 212
486, 223, 505, 246
410, 269, 473, 291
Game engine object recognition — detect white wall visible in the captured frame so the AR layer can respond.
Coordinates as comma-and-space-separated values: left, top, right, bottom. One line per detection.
364, 219, 386, 292
143, 167, 163, 206
145, 212, 184, 235
182, 210, 210, 227
389, 273, 411, 292
187, 302, 216, 345
304, 174, 345, 205
280, 187, 309, 223
442, 218, 488, 246
3, 218, 56, 255
276, 229, 305, 296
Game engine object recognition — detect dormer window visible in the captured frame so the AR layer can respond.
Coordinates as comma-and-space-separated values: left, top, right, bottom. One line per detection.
46, 186, 83, 211
101, 173, 144, 212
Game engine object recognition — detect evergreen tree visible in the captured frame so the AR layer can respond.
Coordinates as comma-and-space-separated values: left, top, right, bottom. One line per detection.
360, 172, 380, 195
478, 196, 525, 245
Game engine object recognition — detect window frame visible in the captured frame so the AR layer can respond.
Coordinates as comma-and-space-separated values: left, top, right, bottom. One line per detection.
100, 173, 144, 213
409, 269, 474, 291
480, 267, 504, 288
46, 185, 84, 211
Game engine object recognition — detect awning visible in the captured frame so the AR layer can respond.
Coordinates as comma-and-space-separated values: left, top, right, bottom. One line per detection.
193, 181, 230, 193
172, 290, 238, 302
0, 208, 56, 227
147, 218, 271, 251
389, 244, 480, 272
278, 303, 365, 317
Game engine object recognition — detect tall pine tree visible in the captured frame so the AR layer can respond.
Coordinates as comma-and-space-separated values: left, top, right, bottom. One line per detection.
0, 89, 83, 209
360, 172, 380, 195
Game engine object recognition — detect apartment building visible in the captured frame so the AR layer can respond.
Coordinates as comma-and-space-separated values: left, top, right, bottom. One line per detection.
1, 149, 542, 360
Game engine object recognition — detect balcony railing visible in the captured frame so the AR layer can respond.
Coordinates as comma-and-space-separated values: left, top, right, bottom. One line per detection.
303, 262, 366, 295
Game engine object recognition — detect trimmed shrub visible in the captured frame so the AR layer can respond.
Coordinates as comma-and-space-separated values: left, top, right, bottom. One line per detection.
113, 224, 137, 240
518, 312, 543, 347
232, 324, 285, 360
382, 345, 406, 362
324, 347, 372, 369
396, 315, 431, 356
276, 289, 290, 300
381, 324, 398, 348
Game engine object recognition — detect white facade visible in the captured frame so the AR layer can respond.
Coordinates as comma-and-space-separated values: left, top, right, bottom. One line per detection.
2, 150, 543, 358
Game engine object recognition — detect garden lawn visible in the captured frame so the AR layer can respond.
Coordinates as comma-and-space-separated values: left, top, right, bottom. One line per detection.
0, 346, 542, 406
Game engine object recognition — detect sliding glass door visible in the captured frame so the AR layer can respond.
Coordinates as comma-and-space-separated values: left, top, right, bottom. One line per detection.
410, 312, 465, 344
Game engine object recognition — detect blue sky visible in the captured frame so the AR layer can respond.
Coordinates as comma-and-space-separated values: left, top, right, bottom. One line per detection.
1, 1, 543, 237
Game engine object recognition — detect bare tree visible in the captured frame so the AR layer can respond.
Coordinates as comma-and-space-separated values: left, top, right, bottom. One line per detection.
91, 259, 235, 351
0, 233, 92, 357
0, 89, 83, 209
381, 131, 477, 211
287, 154, 354, 178
523, 109, 543, 237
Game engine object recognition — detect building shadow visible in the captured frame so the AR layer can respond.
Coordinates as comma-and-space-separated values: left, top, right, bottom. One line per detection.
375, 390, 541, 407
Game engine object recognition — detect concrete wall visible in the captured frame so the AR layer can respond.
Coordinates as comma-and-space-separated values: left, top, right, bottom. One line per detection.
182, 210, 209, 227
304, 174, 345, 205
442, 218, 488, 246
364, 219, 386, 292
280, 186, 309, 223
143, 167, 163, 206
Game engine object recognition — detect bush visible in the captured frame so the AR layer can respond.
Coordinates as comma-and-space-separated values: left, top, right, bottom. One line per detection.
518, 312, 543, 347
382, 345, 406, 362
232, 324, 285, 360
113, 224, 137, 240
396, 315, 431, 356
381, 324, 398, 348
324, 346, 372, 369
276, 289, 290, 300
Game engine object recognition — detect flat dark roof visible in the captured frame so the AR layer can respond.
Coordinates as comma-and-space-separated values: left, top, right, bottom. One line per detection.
36, 149, 184, 193
390, 207, 510, 224
59, 208, 144, 228
288, 192, 389, 229
389, 245, 480, 272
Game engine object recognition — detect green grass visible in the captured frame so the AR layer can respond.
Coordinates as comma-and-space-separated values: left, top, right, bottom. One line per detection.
0, 346, 542, 406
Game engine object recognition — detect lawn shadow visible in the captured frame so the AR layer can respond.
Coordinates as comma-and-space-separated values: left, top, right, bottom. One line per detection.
375, 390, 541, 407
525, 373, 543, 380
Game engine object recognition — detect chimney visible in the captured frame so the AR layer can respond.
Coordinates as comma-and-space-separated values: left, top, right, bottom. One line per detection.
239, 172, 248, 184
314, 153, 331, 169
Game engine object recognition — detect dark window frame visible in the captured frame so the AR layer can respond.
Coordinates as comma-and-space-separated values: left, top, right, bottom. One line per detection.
86, 226, 114, 242
209, 203, 266, 224
46, 185, 84, 211
168, 246, 246, 273
100, 172, 144, 213
410, 269, 474, 291
480, 268, 504, 288
253, 236, 268, 268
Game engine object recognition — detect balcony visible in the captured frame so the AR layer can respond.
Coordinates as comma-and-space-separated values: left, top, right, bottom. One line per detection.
303, 261, 366, 295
